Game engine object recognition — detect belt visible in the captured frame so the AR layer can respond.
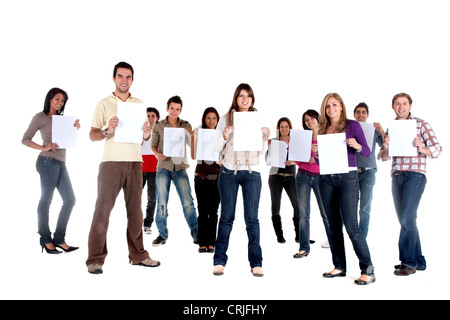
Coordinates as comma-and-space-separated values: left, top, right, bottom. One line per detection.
275, 173, 295, 177
357, 167, 375, 173
195, 172, 219, 180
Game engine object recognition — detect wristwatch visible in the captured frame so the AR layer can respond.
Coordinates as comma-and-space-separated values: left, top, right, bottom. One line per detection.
102, 128, 109, 137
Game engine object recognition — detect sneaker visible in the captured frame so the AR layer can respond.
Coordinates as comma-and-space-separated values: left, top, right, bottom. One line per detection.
213, 265, 224, 276
321, 241, 329, 248
87, 264, 103, 274
131, 257, 161, 268
251, 266, 264, 277
152, 236, 166, 246
144, 227, 152, 234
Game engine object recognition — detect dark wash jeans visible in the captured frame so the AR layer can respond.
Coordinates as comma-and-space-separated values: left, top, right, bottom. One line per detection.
194, 175, 220, 247
296, 171, 330, 252
142, 172, 156, 228
392, 171, 427, 269
214, 167, 263, 268
86, 162, 149, 266
319, 171, 374, 275
36, 156, 76, 245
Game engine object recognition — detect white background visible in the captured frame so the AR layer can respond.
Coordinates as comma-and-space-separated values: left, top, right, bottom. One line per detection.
1, 0, 449, 300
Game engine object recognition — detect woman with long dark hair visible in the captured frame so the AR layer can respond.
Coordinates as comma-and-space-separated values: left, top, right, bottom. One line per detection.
267, 117, 300, 243
212, 83, 270, 277
293, 109, 330, 258
22, 88, 80, 254
191, 107, 221, 253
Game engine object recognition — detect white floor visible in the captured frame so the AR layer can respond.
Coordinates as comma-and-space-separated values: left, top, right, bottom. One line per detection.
2, 158, 448, 301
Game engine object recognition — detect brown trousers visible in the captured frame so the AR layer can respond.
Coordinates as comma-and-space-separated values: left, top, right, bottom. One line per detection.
86, 162, 149, 266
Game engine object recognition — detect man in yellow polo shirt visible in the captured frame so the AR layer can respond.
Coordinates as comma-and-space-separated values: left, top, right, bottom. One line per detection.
86, 61, 160, 274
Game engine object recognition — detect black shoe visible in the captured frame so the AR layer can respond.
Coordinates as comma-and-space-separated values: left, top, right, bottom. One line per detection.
394, 265, 416, 276
54, 243, 79, 253
355, 274, 376, 285
277, 236, 286, 243
323, 270, 346, 278
41, 244, 61, 254
152, 236, 166, 246
394, 264, 426, 271
198, 247, 207, 253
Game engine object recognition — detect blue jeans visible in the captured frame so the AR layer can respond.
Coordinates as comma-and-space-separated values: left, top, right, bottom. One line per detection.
392, 171, 427, 269
214, 167, 263, 268
319, 171, 374, 275
357, 168, 377, 238
36, 156, 76, 245
155, 167, 198, 240
296, 172, 330, 252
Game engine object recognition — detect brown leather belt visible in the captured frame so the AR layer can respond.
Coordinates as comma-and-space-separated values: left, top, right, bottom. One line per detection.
195, 172, 219, 180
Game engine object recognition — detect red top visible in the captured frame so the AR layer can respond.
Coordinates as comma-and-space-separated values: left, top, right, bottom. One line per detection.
142, 154, 158, 172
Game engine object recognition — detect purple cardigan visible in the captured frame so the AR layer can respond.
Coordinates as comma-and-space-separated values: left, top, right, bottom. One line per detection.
345, 120, 370, 167
317, 120, 370, 168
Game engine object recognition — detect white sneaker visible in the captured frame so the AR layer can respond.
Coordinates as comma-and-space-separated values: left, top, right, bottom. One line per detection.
321, 241, 329, 248
144, 227, 152, 234
213, 265, 224, 276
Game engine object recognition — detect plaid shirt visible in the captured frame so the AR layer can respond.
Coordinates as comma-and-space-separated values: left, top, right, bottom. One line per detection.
379, 113, 442, 175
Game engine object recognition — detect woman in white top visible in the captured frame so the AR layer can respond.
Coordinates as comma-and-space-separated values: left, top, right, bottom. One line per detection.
212, 83, 270, 277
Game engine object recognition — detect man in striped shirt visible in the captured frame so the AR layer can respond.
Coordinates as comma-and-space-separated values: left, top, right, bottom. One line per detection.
378, 93, 442, 276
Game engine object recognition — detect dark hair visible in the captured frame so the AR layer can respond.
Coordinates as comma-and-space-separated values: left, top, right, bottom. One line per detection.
147, 107, 160, 120
113, 61, 134, 79
201, 107, 220, 129
43, 87, 68, 115
167, 95, 183, 109
353, 102, 369, 114
302, 109, 319, 130
227, 83, 256, 124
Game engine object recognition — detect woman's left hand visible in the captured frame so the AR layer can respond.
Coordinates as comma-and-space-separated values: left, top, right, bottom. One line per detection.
74, 119, 81, 130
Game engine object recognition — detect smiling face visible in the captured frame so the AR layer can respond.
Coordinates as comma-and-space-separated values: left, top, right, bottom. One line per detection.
392, 96, 412, 120
304, 114, 318, 130
49, 93, 66, 115
167, 102, 182, 121
204, 111, 218, 129
113, 67, 133, 94
236, 89, 253, 111
278, 121, 290, 137
325, 96, 342, 122
147, 111, 158, 127
354, 107, 369, 122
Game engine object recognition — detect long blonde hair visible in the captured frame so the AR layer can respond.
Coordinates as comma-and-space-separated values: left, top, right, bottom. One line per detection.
318, 93, 348, 134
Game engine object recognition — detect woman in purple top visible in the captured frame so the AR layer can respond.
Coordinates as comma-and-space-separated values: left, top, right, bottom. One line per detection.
293, 110, 330, 258
314, 93, 375, 285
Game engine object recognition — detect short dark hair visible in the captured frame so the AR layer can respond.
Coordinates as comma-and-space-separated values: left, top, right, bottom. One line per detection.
147, 107, 160, 120
167, 95, 183, 109
113, 61, 134, 79
43, 87, 68, 115
353, 102, 369, 114
302, 109, 319, 130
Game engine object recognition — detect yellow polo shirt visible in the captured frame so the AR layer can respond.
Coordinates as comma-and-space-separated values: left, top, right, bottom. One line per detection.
91, 93, 144, 162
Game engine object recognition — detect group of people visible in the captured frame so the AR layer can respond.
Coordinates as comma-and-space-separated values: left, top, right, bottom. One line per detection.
22, 61, 442, 285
